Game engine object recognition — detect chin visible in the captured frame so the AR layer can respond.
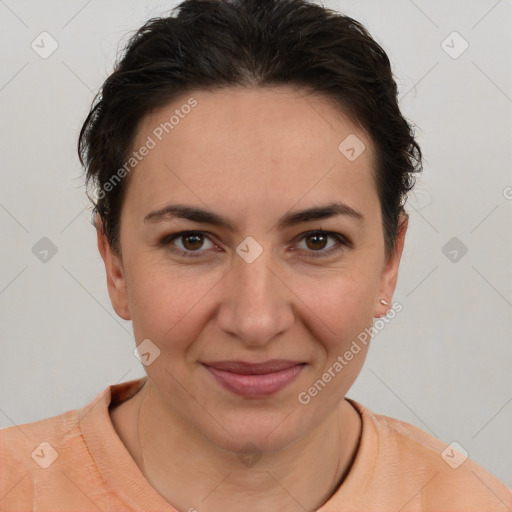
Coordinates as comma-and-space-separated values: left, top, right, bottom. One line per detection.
195, 405, 315, 456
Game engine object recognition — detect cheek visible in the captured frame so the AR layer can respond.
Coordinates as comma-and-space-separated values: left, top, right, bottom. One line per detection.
125, 246, 382, 361
290, 273, 376, 414
126, 257, 222, 347
291, 263, 380, 339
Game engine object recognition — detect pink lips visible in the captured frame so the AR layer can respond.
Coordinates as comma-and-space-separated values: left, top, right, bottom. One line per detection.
202, 360, 305, 398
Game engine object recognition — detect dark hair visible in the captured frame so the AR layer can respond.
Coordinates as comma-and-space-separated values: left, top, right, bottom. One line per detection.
79, 0, 422, 256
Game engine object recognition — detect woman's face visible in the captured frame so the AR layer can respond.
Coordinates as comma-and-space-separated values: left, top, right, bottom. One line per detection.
99, 86, 405, 453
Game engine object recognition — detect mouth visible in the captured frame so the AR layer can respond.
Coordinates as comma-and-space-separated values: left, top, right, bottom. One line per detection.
201, 360, 306, 398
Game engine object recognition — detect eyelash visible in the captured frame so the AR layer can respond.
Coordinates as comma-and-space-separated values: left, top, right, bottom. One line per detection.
160, 230, 351, 259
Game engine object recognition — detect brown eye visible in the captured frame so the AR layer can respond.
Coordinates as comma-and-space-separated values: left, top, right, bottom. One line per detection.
161, 231, 216, 257
304, 232, 328, 251
295, 230, 350, 258
181, 233, 204, 251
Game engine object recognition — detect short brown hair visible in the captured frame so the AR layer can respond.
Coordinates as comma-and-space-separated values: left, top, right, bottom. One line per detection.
79, 0, 422, 255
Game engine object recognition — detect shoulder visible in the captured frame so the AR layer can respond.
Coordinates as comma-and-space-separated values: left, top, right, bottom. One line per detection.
352, 401, 512, 510
0, 407, 82, 505
0, 379, 146, 510
0, 382, 114, 511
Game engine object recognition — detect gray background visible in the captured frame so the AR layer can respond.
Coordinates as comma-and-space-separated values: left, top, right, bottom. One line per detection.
0, 0, 511, 485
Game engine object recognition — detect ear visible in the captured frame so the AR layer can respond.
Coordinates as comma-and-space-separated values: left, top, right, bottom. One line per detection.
374, 212, 408, 318
95, 213, 131, 321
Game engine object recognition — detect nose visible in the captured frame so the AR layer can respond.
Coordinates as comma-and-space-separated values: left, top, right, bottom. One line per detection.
216, 248, 295, 347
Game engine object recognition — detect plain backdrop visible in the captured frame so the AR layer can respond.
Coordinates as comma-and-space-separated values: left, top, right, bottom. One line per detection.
0, 0, 511, 485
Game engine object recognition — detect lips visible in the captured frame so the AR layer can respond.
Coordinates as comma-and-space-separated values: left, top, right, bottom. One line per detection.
202, 360, 302, 374
201, 360, 305, 398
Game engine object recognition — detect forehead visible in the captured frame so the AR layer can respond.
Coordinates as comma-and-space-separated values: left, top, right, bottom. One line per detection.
127, 86, 377, 216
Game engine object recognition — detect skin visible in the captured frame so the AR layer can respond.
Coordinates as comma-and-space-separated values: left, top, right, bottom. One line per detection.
98, 85, 407, 512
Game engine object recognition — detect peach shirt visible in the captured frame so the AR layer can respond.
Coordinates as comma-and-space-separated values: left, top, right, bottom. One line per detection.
1, 378, 511, 511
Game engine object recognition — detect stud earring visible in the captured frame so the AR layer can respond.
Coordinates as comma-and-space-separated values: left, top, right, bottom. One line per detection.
379, 298, 389, 306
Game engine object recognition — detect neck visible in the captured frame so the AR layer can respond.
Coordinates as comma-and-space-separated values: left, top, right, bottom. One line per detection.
110, 379, 361, 512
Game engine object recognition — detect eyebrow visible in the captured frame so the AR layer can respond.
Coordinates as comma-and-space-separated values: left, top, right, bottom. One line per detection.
144, 201, 363, 230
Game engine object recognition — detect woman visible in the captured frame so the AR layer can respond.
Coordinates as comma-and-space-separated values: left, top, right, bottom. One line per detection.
1, 0, 510, 510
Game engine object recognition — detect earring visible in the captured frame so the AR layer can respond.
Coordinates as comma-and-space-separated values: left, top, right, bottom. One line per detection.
379, 298, 389, 306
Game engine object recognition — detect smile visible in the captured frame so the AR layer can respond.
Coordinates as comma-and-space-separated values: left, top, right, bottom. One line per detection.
201, 360, 306, 398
